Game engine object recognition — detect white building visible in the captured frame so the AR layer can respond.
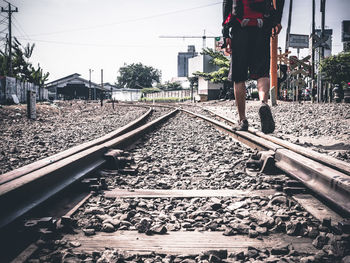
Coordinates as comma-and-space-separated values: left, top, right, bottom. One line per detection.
112, 88, 142, 101
188, 54, 222, 101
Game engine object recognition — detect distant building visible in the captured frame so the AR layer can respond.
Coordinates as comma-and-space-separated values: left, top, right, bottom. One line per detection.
177, 45, 198, 77
102, 82, 142, 101
45, 73, 107, 100
170, 77, 190, 89
188, 54, 222, 101
112, 89, 142, 101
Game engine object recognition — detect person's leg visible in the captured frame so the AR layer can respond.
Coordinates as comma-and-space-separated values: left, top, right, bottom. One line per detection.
257, 76, 275, 134
257, 77, 270, 103
234, 81, 247, 121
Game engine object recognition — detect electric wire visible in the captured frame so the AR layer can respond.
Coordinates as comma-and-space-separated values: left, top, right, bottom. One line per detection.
16, 2, 221, 38
16, 37, 197, 49
13, 17, 32, 42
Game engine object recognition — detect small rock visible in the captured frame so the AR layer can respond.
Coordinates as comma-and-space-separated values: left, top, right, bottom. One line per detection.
150, 224, 167, 234
69, 241, 81, 248
286, 221, 301, 236
312, 233, 329, 249
246, 247, 259, 259
308, 226, 319, 238
136, 218, 152, 233
83, 228, 96, 236
84, 207, 104, 215
269, 194, 288, 205
208, 254, 222, 263
248, 229, 259, 238
342, 255, 350, 263
270, 244, 289, 255
256, 226, 268, 235
300, 256, 315, 263
102, 223, 115, 233
203, 250, 228, 259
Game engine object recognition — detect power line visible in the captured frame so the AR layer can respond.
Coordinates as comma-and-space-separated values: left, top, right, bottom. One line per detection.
2, 0, 18, 9
16, 2, 221, 38
13, 16, 31, 41
16, 36, 198, 48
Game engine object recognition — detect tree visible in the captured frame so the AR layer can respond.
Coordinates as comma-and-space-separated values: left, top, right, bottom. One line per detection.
116, 63, 161, 89
193, 48, 230, 83
320, 52, 350, 87
0, 37, 49, 86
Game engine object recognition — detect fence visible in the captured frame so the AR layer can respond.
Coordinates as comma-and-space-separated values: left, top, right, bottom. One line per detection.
144, 89, 197, 101
0, 76, 48, 104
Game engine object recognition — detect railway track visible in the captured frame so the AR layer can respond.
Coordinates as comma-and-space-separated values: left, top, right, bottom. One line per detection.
1, 104, 350, 262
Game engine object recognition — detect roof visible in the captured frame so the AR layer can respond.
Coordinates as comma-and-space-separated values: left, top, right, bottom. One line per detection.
45, 73, 108, 91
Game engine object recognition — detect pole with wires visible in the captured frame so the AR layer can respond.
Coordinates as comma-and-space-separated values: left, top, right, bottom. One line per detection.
1, 1, 18, 77
285, 0, 293, 52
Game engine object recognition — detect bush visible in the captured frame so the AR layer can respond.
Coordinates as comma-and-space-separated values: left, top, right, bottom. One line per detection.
141, 87, 161, 94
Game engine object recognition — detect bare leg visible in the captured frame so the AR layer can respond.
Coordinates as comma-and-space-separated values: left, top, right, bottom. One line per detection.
257, 77, 270, 103
234, 81, 246, 121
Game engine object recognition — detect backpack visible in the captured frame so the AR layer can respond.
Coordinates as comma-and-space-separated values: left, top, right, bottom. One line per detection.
224, 0, 273, 28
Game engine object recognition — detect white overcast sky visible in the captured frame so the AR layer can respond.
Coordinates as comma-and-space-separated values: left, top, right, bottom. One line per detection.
1, 0, 349, 84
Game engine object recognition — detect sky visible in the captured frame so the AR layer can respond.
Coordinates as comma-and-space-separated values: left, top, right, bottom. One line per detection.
0, 0, 349, 84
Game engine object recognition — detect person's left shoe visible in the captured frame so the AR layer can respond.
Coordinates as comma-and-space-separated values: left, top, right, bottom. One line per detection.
259, 101, 275, 134
233, 119, 249, 131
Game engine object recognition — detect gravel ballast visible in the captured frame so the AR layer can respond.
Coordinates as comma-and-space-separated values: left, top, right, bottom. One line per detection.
0, 101, 148, 175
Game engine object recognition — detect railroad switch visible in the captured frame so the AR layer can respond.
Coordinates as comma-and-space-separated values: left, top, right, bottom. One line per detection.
246, 150, 275, 173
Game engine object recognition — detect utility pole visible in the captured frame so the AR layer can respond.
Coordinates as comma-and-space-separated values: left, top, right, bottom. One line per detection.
285, 0, 293, 52
89, 69, 93, 100
311, 0, 315, 80
311, 0, 316, 103
270, 0, 278, 101
1, 1, 18, 77
318, 0, 326, 102
100, 69, 104, 107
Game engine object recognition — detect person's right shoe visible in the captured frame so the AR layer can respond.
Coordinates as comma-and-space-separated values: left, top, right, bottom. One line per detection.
259, 101, 275, 134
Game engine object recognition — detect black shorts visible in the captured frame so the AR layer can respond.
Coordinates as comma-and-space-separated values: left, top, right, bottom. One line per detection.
229, 25, 271, 82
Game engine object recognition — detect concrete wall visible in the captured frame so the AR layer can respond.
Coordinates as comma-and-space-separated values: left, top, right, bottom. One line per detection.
112, 90, 142, 101
145, 89, 196, 100
0, 76, 48, 104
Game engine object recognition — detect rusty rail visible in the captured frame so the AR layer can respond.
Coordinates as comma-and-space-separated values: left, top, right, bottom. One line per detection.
0, 108, 178, 229
0, 108, 153, 186
182, 109, 350, 216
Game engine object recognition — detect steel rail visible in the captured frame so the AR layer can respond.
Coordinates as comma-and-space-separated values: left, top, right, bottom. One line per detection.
203, 108, 350, 177
182, 109, 350, 216
0, 108, 153, 186
0, 109, 179, 230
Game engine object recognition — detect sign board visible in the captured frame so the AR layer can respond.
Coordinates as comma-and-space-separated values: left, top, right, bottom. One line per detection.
342, 20, 350, 42
289, 34, 309, 49
214, 37, 225, 53
315, 29, 333, 50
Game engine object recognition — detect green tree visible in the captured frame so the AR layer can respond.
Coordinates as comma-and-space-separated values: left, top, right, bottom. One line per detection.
0, 38, 49, 86
320, 52, 350, 87
193, 48, 230, 83
116, 62, 161, 89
